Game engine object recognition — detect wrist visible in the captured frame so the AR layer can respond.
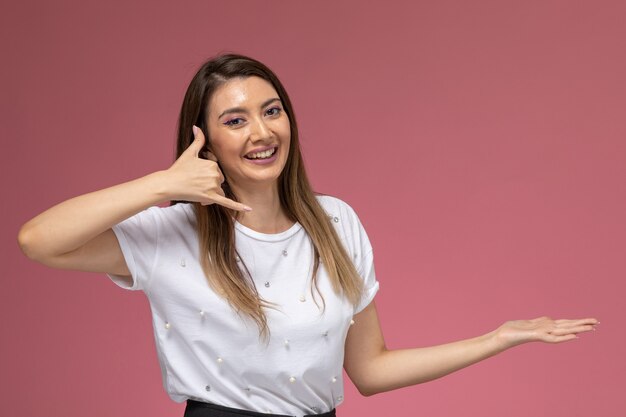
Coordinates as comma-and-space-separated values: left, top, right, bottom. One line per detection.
142, 170, 174, 204
487, 326, 514, 353
492, 321, 534, 351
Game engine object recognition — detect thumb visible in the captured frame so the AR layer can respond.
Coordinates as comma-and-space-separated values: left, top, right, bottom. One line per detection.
186, 125, 205, 157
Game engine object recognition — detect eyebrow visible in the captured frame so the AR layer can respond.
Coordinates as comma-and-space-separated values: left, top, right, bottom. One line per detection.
218, 98, 282, 119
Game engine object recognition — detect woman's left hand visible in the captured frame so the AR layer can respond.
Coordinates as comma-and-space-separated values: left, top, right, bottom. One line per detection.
495, 316, 599, 349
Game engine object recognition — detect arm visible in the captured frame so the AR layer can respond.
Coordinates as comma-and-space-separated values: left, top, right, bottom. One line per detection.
17, 126, 250, 276
18, 172, 168, 275
343, 300, 598, 396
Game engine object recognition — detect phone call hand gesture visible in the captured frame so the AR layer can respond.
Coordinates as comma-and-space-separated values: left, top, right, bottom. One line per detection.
164, 126, 252, 212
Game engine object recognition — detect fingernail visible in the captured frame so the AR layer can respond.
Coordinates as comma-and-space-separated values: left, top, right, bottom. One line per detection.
192, 125, 199, 135
243, 206, 252, 211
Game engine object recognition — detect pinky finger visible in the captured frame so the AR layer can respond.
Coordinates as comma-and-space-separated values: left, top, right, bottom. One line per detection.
212, 194, 252, 212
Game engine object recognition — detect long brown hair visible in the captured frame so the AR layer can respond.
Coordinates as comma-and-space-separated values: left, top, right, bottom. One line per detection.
172, 53, 364, 342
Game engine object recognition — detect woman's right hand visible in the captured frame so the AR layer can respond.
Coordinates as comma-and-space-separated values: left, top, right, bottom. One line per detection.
164, 126, 251, 212
18, 125, 250, 274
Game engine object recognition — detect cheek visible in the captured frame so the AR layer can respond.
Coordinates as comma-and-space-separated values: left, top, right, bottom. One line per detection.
215, 147, 239, 166
207, 142, 224, 161
209, 135, 238, 161
282, 128, 292, 148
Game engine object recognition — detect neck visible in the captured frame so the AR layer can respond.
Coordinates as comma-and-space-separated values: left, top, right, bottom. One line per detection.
229, 180, 293, 234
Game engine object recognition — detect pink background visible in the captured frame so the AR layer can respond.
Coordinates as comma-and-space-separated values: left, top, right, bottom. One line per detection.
2, 1, 624, 416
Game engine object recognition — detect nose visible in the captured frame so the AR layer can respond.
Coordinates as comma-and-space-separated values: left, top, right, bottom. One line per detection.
249, 116, 272, 141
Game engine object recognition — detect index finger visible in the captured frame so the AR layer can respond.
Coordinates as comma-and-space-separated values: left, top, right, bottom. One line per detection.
555, 318, 599, 325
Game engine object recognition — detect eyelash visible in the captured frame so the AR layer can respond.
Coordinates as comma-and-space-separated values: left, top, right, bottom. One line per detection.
224, 106, 282, 126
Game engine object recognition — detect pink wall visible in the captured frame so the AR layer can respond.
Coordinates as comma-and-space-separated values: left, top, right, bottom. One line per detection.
2, 1, 624, 416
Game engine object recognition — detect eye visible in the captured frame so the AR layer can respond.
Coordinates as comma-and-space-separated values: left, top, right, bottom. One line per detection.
265, 106, 282, 116
224, 117, 244, 127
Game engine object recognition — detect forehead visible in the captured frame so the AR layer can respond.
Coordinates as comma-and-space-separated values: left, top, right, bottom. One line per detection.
208, 76, 279, 115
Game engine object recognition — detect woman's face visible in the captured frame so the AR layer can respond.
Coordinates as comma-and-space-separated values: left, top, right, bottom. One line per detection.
206, 76, 291, 191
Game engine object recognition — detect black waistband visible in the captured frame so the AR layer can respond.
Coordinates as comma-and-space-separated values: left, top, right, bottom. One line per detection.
184, 399, 336, 417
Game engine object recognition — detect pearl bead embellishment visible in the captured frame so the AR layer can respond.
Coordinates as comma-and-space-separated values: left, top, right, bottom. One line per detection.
170, 208, 364, 402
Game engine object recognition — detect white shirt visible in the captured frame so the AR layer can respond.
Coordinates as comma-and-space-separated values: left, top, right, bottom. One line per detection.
107, 194, 379, 416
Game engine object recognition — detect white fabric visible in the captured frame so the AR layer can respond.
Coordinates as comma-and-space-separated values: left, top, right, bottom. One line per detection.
107, 194, 379, 416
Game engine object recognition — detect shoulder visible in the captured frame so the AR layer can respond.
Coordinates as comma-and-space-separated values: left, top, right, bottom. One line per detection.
129, 202, 196, 229
314, 193, 373, 254
314, 193, 366, 232
150, 202, 194, 217
156, 202, 196, 226
315, 193, 358, 218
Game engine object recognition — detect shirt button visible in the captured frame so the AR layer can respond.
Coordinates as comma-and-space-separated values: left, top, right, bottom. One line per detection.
289, 376, 296, 383
205, 385, 211, 391
282, 249, 288, 257
333, 217, 339, 223
265, 281, 270, 288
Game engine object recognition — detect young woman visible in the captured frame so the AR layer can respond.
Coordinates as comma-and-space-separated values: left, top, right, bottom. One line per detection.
17, 53, 598, 417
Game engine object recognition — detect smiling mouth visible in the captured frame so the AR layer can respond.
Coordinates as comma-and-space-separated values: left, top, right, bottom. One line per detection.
244, 147, 277, 160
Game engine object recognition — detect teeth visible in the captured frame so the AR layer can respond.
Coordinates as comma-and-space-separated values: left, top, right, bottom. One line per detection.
246, 148, 276, 159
